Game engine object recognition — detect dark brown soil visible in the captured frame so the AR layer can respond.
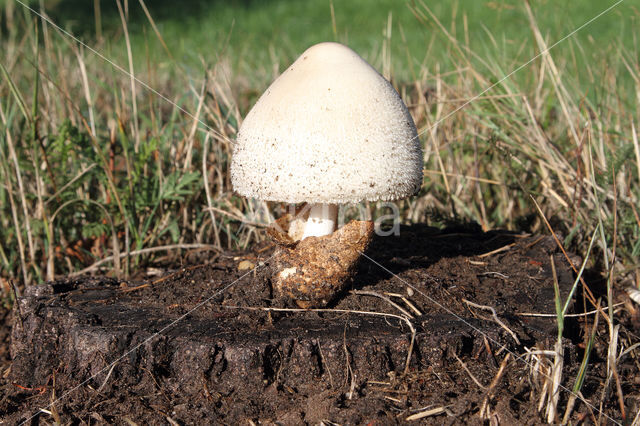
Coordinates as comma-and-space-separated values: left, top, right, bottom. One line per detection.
1, 225, 634, 424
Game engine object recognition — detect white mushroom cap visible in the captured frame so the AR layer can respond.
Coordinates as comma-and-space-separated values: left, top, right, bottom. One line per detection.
231, 42, 423, 204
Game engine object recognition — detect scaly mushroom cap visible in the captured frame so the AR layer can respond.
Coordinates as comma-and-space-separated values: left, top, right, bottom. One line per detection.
231, 42, 423, 204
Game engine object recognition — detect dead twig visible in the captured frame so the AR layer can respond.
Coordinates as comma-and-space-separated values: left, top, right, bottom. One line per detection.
384, 395, 404, 404
477, 243, 515, 258
524, 235, 547, 249
453, 353, 486, 390
463, 299, 520, 344
383, 291, 423, 316
478, 271, 509, 279
351, 289, 414, 318
342, 324, 356, 400
316, 339, 334, 388
406, 406, 446, 421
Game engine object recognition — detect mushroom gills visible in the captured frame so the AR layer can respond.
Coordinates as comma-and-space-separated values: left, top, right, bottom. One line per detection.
301, 203, 338, 239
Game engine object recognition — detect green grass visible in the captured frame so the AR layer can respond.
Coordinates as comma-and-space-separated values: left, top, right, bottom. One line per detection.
7, 0, 640, 87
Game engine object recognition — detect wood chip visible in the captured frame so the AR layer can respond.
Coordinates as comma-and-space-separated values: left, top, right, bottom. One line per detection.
237, 260, 255, 271
406, 406, 446, 420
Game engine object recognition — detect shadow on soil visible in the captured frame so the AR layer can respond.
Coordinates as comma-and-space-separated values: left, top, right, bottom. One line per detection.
354, 222, 523, 286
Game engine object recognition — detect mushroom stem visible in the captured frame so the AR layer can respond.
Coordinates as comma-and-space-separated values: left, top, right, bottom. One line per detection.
302, 203, 338, 239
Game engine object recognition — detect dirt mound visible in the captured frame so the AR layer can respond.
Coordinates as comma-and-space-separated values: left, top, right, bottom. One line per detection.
1, 226, 624, 424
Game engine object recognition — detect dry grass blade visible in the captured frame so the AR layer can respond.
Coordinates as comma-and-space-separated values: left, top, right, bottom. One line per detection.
524, 1, 580, 146
383, 292, 423, 316
0, 103, 36, 284
546, 336, 564, 423
115, 0, 140, 152
202, 133, 221, 248
70, 244, 218, 276
73, 46, 96, 136
479, 353, 511, 419
544, 254, 564, 423
96, 363, 117, 393
137, 0, 175, 62
530, 196, 608, 323
516, 302, 623, 318
0, 146, 29, 286
182, 78, 207, 172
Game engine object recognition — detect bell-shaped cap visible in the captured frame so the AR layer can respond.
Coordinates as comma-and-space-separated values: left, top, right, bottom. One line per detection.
231, 42, 423, 204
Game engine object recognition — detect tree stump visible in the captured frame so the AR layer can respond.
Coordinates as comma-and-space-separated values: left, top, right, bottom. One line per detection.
7, 226, 577, 424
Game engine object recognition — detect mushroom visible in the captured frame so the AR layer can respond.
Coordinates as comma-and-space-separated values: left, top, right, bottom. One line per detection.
231, 42, 423, 306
